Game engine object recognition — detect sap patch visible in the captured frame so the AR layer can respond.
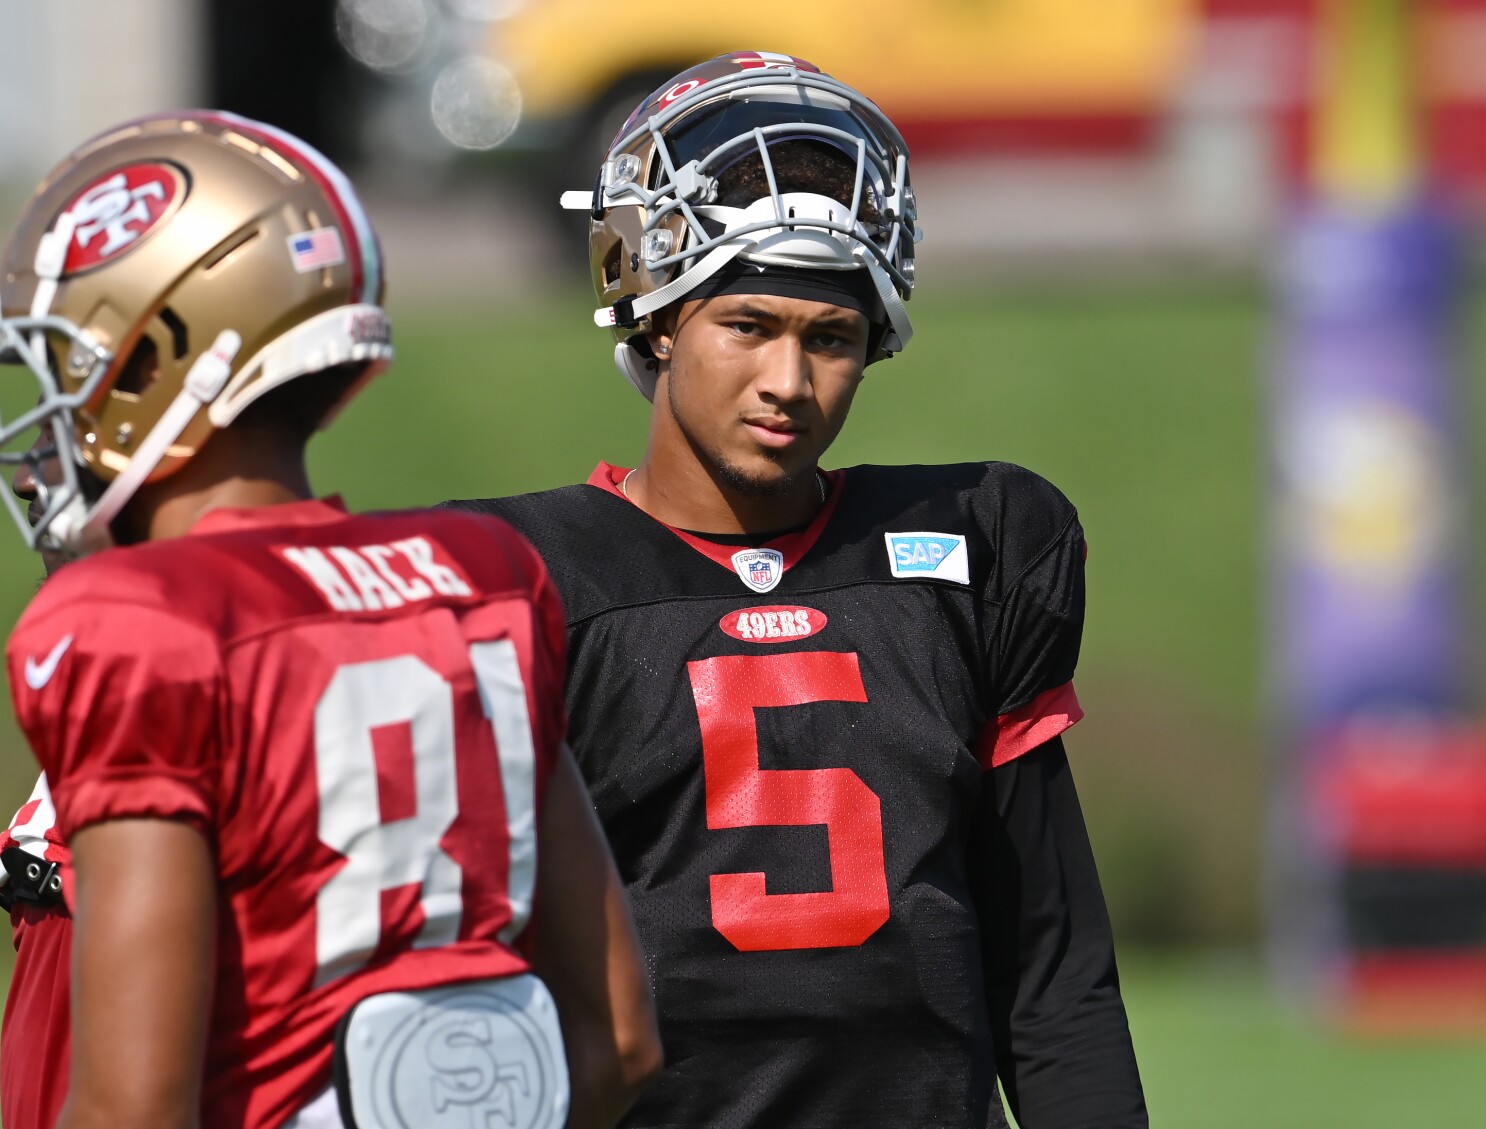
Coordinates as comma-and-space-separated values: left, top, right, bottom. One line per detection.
884, 531, 969, 585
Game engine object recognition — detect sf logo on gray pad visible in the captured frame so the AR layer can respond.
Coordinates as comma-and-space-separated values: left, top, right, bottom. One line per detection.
340, 976, 569, 1129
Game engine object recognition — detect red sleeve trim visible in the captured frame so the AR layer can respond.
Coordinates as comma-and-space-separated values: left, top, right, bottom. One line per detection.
974, 681, 1084, 770
55, 773, 214, 840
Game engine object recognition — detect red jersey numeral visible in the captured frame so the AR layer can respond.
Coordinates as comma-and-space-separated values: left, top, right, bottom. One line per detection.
687, 651, 890, 951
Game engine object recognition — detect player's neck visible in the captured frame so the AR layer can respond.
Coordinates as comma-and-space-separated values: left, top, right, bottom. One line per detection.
627, 445, 822, 535
120, 429, 315, 544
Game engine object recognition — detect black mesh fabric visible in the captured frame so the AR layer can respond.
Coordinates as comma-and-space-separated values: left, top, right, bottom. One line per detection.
442, 462, 1118, 1129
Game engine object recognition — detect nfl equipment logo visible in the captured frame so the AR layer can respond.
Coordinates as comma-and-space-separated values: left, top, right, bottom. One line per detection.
731, 548, 785, 594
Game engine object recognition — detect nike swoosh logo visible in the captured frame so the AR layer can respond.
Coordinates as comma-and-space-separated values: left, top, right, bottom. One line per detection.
24, 635, 74, 690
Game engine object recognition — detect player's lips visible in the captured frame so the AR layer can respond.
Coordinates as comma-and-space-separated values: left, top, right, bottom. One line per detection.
742, 418, 808, 449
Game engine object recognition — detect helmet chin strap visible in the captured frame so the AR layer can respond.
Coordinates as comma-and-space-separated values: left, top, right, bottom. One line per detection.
23, 209, 94, 555
594, 241, 747, 331
40, 304, 393, 554
863, 258, 911, 354
47, 330, 242, 555
29, 213, 76, 358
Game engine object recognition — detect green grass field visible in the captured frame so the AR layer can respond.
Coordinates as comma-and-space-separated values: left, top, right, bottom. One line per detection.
2, 279, 1484, 1125
1115, 954, 1484, 1128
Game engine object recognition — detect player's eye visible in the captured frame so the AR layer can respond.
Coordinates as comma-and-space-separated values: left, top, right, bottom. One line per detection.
810, 328, 862, 352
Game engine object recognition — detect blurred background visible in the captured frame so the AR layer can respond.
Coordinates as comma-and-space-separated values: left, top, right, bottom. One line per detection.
2, 0, 1485, 1124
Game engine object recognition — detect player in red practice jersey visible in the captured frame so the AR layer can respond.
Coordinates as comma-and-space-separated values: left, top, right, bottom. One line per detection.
0, 112, 660, 1129
0, 774, 71, 1129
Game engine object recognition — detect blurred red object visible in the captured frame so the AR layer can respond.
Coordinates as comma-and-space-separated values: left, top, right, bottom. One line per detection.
1421, 0, 1486, 211
1338, 952, 1486, 1034
1199, 0, 1486, 211
1312, 723, 1486, 866
1309, 722, 1486, 1033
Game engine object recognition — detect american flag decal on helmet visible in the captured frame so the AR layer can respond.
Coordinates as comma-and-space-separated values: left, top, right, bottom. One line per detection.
201, 111, 384, 304
287, 227, 346, 272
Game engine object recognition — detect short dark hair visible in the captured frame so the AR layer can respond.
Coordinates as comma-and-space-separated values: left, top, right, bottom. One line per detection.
229, 362, 368, 443
716, 140, 881, 223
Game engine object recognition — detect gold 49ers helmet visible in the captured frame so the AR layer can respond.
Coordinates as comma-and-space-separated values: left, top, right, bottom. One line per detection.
562, 52, 920, 400
0, 111, 392, 555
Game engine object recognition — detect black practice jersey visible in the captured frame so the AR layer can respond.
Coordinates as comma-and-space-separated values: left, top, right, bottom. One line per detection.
446, 461, 1138, 1129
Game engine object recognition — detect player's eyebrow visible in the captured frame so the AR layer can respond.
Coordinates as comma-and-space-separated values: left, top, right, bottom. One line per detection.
809, 313, 864, 330
731, 303, 782, 323
727, 303, 863, 332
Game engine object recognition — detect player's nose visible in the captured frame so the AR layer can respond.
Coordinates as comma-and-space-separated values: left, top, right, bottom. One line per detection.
12, 436, 56, 509
12, 456, 39, 500
753, 337, 813, 404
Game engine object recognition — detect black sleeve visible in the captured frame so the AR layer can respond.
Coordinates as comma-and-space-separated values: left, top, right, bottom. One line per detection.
986, 510, 1085, 720
971, 736, 1147, 1128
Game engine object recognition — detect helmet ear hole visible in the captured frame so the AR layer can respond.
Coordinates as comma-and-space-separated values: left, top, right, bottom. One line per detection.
159, 306, 189, 361
114, 336, 161, 398
601, 243, 623, 288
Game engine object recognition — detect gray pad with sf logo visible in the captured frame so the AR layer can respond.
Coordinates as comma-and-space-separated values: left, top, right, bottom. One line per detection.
334, 974, 569, 1129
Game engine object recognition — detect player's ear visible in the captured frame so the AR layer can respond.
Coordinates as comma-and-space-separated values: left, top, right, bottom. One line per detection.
647, 308, 677, 363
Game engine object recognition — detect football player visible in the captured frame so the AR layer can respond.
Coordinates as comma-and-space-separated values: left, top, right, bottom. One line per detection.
0, 112, 660, 1129
445, 54, 1146, 1128
0, 774, 70, 1129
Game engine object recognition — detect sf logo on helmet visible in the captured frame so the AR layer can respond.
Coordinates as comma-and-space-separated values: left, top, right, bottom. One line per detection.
60, 163, 184, 274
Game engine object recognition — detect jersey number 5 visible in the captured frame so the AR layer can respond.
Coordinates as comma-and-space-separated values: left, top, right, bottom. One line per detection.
313, 641, 537, 986
688, 651, 890, 952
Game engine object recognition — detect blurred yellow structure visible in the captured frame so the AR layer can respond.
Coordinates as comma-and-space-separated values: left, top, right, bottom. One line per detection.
486, 0, 1200, 160
1314, 0, 1417, 206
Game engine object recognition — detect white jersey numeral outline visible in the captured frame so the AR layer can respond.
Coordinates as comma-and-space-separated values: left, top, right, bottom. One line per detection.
470, 640, 538, 943
313, 646, 538, 986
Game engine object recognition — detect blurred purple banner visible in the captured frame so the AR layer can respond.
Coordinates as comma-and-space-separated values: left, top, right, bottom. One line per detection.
1274, 197, 1470, 729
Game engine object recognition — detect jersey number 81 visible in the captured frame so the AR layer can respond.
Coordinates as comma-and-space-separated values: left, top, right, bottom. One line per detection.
313, 639, 537, 986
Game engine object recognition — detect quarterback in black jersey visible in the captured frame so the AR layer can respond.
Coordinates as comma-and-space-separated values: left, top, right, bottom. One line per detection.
448, 54, 1145, 1129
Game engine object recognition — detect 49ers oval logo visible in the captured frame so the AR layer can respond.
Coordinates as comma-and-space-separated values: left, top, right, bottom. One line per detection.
721, 605, 827, 644
60, 162, 186, 274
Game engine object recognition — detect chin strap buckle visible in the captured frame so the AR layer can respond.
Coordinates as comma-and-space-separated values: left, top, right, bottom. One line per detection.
611, 296, 639, 329
596, 296, 641, 330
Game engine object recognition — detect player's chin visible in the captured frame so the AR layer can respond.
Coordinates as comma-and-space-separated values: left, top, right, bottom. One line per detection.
24, 509, 72, 579
38, 548, 72, 580
724, 448, 816, 497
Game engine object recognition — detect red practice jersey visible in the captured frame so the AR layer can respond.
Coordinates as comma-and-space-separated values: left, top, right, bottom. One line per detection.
5, 499, 567, 1129
1, 775, 72, 1129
